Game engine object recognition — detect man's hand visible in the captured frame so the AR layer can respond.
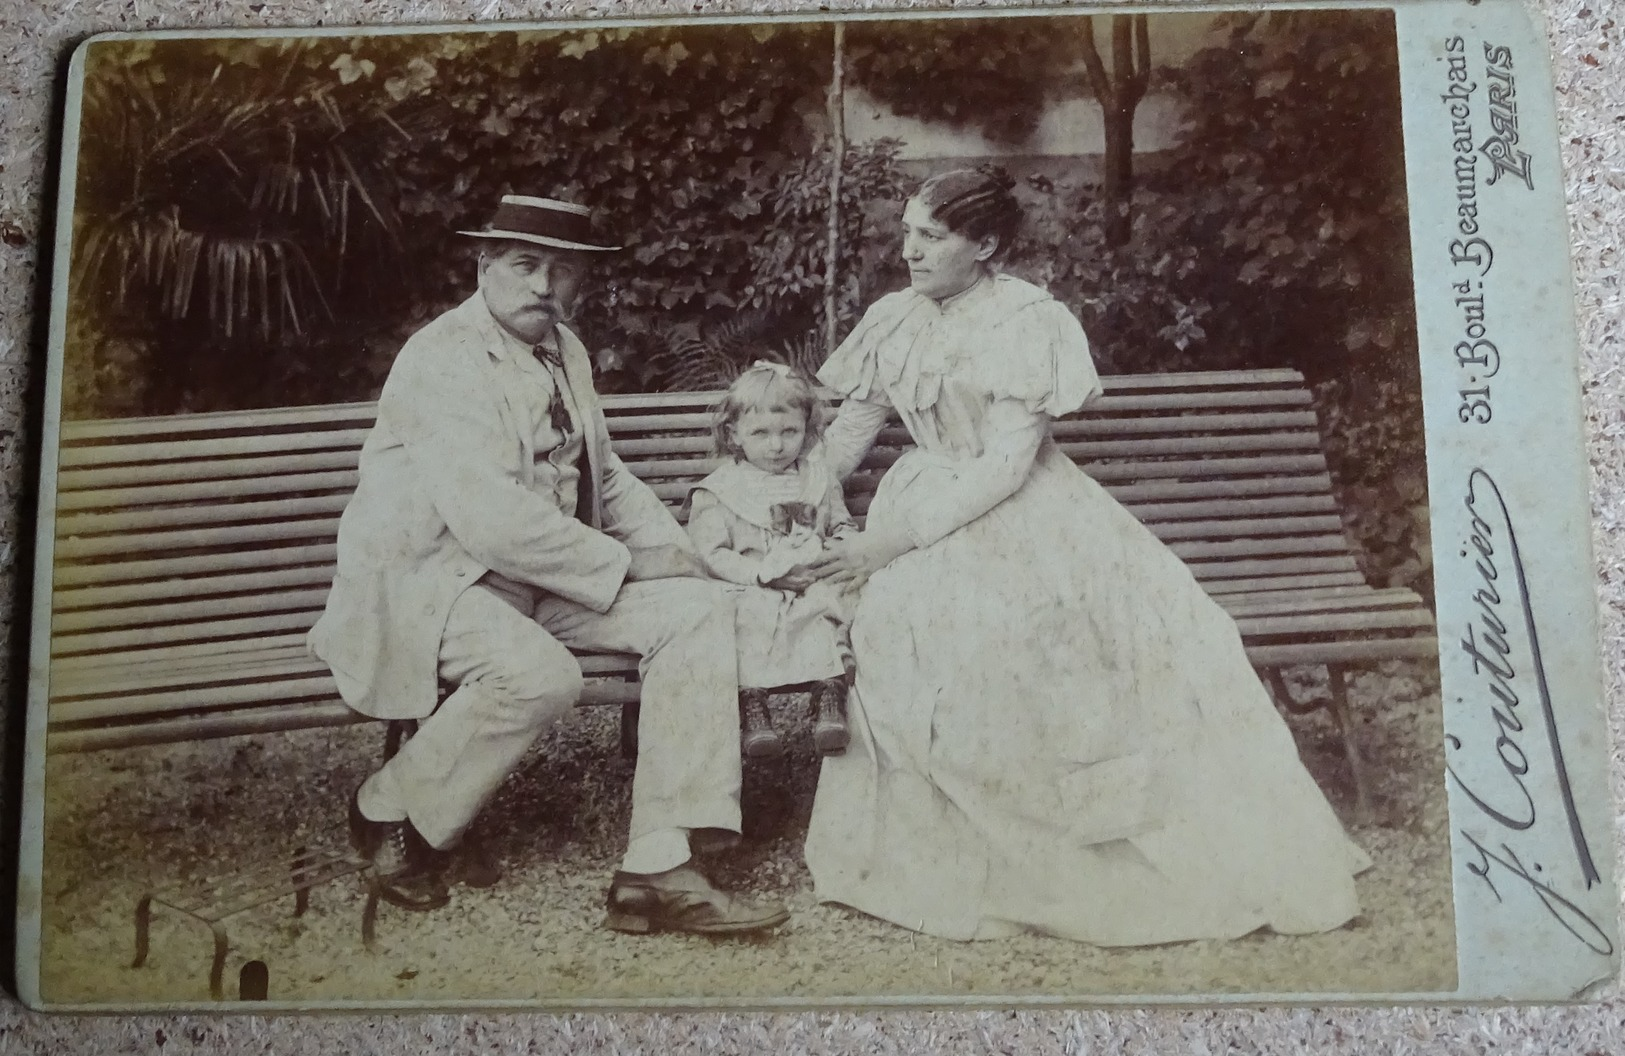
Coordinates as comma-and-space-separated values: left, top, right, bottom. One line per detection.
625, 543, 707, 582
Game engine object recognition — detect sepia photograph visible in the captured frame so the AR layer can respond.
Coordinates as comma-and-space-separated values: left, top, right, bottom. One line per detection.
21, 5, 1486, 1008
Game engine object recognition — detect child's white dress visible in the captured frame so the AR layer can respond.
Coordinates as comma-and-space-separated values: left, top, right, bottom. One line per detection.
804, 274, 1372, 945
686, 456, 856, 690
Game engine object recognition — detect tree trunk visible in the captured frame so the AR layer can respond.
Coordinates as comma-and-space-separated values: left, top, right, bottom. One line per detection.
1080, 15, 1151, 248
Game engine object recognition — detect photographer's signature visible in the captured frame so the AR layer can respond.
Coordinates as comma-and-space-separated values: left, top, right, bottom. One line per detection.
1445, 468, 1611, 955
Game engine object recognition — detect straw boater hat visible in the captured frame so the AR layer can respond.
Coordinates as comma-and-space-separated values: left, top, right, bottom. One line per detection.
457, 194, 621, 252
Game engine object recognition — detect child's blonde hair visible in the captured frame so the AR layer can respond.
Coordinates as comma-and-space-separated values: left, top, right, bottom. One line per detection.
711, 361, 826, 462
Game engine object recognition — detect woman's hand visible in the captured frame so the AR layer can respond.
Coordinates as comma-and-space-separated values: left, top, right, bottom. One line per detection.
808, 529, 913, 588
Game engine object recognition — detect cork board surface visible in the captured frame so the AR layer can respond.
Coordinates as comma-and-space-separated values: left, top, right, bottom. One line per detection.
0, 0, 1620, 1050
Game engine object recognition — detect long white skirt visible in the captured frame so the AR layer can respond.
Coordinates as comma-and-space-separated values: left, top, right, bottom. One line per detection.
804, 441, 1372, 944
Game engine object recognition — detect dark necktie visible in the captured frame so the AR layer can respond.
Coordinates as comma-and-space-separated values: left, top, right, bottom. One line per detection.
533, 342, 574, 437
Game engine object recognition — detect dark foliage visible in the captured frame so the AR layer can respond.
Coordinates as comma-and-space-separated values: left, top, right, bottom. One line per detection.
843, 18, 1087, 144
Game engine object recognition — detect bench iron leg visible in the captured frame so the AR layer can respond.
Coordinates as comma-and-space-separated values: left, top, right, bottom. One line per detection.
620, 701, 640, 761
132, 895, 153, 968
383, 719, 414, 763
208, 922, 230, 1001
292, 845, 312, 917
1325, 663, 1373, 823
361, 874, 382, 952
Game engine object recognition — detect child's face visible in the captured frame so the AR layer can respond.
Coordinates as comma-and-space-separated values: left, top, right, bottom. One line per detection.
731, 405, 808, 475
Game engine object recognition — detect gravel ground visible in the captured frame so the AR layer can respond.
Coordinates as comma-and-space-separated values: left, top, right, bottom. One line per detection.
34, 660, 1454, 1007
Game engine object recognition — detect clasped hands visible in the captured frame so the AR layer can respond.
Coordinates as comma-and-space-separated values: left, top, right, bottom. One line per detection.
765, 529, 912, 591
625, 532, 912, 590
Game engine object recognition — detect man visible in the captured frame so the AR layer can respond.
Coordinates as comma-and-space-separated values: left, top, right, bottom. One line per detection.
308, 194, 787, 935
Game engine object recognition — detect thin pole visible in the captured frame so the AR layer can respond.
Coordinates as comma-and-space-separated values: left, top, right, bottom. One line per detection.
823, 22, 846, 359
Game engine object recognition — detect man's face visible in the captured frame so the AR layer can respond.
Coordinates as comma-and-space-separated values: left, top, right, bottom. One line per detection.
478, 241, 588, 344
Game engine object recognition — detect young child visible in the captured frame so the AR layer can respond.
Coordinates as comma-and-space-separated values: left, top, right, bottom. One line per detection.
686, 361, 858, 759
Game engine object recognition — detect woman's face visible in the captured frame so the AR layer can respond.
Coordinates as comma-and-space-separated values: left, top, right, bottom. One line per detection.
900, 197, 996, 302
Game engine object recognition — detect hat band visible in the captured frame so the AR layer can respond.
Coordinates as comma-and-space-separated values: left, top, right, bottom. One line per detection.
485, 201, 597, 247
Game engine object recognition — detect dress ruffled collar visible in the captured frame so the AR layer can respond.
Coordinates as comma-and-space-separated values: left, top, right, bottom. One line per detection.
689, 456, 834, 531
818, 274, 1054, 414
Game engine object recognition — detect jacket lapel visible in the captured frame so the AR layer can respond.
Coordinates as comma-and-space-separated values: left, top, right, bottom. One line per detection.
557, 324, 606, 529
462, 295, 536, 487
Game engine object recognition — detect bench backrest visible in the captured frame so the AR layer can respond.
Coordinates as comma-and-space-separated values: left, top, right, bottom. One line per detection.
49, 368, 1363, 668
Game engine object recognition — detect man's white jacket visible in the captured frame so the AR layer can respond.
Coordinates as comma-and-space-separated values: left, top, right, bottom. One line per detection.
308, 292, 687, 719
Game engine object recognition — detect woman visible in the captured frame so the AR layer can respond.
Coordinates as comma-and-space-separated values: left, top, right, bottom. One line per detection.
803, 169, 1371, 945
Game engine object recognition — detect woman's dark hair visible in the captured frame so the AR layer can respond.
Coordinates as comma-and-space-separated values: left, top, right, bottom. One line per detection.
913, 168, 1023, 260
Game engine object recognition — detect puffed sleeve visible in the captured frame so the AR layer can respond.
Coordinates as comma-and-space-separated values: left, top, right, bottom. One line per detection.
816, 290, 924, 405
970, 298, 1103, 418
818, 399, 890, 481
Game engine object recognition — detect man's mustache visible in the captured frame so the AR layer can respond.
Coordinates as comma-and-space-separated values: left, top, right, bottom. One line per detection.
528, 299, 574, 322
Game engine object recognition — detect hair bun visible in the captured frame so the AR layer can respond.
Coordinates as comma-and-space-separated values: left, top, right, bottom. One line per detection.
975, 164, 1017, 194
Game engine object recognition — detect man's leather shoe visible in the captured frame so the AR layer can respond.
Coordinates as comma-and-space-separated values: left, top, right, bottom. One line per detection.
604, 864, 790, 935
348, 791, 451, 912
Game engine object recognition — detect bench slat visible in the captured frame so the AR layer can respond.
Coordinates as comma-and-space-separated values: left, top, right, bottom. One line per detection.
1219, 587, 1426, 615
52, 545, 338, 588
57, 518, 344, 561
1151, 515, 1345, 542
1128, 495, 1337, 522
1233, 608, 1437, 638
54, 566, 339, 612
58, 495, 352, 536
59, 402, 380, 443
53, 649, 641, 700
55, 470, 362, 513
58, 451, 362, 492
1246, 637, 1441, 667
1169, 535, 1353, 561
52, 588, 334, 635
1201, 572, 1370, 595
50, 632, 314, 670
51, 674, 643, 730
58, 428, 374, 470
53, 612, 323, 655
46, 703, 369, 753
55, 649, 321, 687
1182, 555, 1361, 578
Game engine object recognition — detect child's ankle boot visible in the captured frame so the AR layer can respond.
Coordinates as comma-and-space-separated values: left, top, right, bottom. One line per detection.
739, 689, 783, 759
812, 678, 849, 756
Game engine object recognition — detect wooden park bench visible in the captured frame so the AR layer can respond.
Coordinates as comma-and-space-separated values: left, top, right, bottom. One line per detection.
42, 367, 1439, 817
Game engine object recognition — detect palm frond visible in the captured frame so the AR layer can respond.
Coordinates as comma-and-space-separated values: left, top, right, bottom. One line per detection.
72, 47, 411, 345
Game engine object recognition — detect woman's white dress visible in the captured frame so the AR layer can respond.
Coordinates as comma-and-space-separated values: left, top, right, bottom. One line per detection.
804, 275, 1371, 945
